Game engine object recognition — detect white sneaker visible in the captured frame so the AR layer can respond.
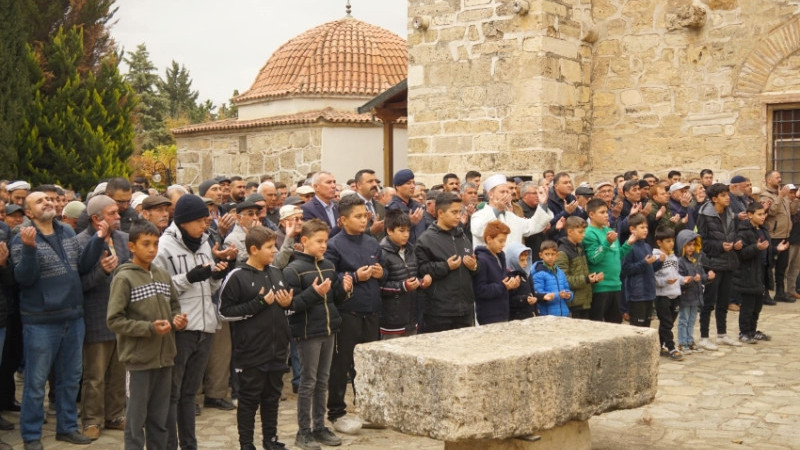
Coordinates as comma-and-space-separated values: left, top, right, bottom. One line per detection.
698, 337, 718, 351
332, 415, 362, 435
717, 334, 742, 347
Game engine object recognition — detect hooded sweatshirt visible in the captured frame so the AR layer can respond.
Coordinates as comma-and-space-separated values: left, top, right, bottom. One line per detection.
583, 224, 632, 293
505, 243, 537, 319
472, 246, 509, 325
106, 262, 180, 371
653, 248, 681, 299
675, 230, 708, 307
153, 222, 221, 333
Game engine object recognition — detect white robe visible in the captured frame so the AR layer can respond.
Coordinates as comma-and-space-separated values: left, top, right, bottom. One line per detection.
470, 204, 554, 250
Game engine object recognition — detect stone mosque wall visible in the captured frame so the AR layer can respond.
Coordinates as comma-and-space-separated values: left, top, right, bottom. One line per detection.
407, 0, 800, 186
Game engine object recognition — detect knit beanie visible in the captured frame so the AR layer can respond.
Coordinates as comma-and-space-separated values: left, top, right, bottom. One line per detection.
87, 195, 115, 218
173, 195, 209, 225
198, 179, 219, 197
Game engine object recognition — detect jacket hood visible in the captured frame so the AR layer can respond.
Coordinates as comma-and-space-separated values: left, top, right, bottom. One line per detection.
162, 221, 209, 248
379, 236, 401, 254
505, 242, 531, 273
676, 229, 701, 258
532, 260, 551, 273
698, 201, 721, 218
113, 261, 150, 277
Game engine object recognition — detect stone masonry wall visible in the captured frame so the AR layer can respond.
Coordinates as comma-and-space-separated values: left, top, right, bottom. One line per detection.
407, 0, 594, 187
589, 0, 800, 184
176, 127, 323, 187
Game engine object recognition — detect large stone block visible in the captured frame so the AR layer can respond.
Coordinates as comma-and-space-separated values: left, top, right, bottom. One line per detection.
354, 316, 659, 442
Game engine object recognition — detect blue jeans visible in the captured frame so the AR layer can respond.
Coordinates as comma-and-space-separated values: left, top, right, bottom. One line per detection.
677, 305, 698, 346
290, 340, 300, 389
21, 318, 85, 442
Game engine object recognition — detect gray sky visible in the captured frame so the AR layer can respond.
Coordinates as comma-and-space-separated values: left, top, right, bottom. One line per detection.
113, 0, 408, 108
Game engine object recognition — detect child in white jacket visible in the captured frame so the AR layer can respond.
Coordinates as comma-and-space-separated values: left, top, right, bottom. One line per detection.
653, 226, 683, 361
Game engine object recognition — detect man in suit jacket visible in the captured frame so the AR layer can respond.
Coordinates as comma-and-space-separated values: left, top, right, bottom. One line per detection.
301, 171, 340, 236
354, 169, 386, 240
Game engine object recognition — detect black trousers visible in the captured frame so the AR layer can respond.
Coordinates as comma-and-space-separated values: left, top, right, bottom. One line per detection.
0, 312, 22, 411
655, 296, 680, 351
327, 312, 379, 422
569, 307, 591, 320
419, 313, 474, 334
589, 291, 622, 323
237, 366, 284, 446
700, 269, 732, 338
739, 292, 764, 336
167, 331, 213, 450
628, 300, 654, 328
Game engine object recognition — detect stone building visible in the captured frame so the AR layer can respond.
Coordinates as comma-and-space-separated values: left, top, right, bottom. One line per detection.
173, 11, 408, 187
406, 0, 800, 186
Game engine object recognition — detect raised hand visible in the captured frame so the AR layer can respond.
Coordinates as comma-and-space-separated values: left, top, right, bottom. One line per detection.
536, 186, 548, 205
645, 254, 657, 264
409, 208, 423, 225
20, 227, 37, 247
0, 242, 9, 267
370, 263, 384, 279
555, 217, 566, 231
420, 274, 433, 289
342, 273, 353, 291
667, 278, 678, 285
100, 251, 119, 274
96, 220, 110, 239
356, 265, 372, 282
404, 277, 420, 291
564, 200, 578, 214
656, 206, 666, 220
733, 240, 743, 251
777, 239, 790, 252
153, 320, 171, 335
447, 255, 462, 270
722, 242, 734, 252
312, 277, 332, 296
559, 290, 571, 299
757, 239, 770, 251
462, 254, 477, 271
212, 242, 238, 261
543, 293, 555, 301
275, 289, 293, 307
606, 231, 618, 244
173, 313, 188, 330
707, 270, 716, 280
260, 286, 276, 305
526, 294, 537, 305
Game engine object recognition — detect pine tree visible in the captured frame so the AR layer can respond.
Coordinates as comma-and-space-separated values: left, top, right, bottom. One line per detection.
124, 43, 172, 151
0, 0, 30, 177
158, 60, 200, 121
17, 26, 134, 191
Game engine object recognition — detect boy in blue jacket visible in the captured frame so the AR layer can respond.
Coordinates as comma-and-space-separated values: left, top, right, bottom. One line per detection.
324, 195, 385, 434
622, 213, 664, 327
533, 240, 573, 316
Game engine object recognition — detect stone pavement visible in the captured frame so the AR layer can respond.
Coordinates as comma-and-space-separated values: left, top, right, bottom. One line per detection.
1, 300, 798, 449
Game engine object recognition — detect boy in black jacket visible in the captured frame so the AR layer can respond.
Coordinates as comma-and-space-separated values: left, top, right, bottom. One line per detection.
283, 219, 352, 450
379, 210, 431, 339
415, 192, 478, 332
218, 227, 293, 450
324, 195, 385, 434
735, 203, 788, 344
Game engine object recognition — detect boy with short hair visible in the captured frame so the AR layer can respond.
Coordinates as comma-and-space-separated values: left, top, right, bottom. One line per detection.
555, 216, 602, 319
473, 220, 519, 324
583, 198, 632, 323
323, 195, 385, 434
533, 240, 573, 317
379, 209, 431, 339
653, 226, 684, 360
622, 213, 664, 328
283, 219, 353, 450
735, 203, 788, 344
218, 226, 294, 450
107, 220, 187, 450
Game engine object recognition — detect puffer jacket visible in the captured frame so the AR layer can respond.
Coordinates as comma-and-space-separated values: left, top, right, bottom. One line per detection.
472, 246, 509, 325
696, 201, 739, 272
555, 237, 591, 311
733, 220, 771, 295
283, 251, 349, 340
415, 222, 476, 318
676, 230, 707, 307
378, 237, 419, 332
532, 261, 572, 317
153, 222, 221, 333
106, 262, 180, 371
218, 264, 291, 371
505, 243, 538, 319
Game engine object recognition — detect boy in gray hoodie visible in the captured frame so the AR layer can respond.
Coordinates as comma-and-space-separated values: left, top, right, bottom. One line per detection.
653, 226, 683, 361
107, 220, 187, 449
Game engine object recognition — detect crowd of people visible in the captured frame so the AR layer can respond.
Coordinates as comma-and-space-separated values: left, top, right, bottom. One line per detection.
0, 165, 796, 450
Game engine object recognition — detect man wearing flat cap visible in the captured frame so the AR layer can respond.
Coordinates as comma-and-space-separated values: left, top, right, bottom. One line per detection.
141, 195, 172, 234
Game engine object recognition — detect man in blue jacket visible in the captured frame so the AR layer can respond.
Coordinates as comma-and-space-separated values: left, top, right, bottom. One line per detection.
10, 190, 107, 449
301, 172, 340, 236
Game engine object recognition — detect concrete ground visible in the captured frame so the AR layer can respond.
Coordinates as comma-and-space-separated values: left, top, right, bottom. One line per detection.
1, 300, 798, 449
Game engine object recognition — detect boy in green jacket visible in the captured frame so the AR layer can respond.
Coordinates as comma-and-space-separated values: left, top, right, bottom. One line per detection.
582, 198, 632, 323
107, 220, 187, 450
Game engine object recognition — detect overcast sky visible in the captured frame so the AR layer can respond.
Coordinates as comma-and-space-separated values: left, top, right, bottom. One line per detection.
113, 0, 408, 108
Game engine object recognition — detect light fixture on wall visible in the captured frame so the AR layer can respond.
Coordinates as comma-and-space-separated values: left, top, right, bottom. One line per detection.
412, 16, 430, 31
513, 0, 530, 15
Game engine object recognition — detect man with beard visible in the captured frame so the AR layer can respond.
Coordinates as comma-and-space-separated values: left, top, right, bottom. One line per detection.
442, 173, 460, 193
354, 169, 385, 239
106, 178, 139, 233
228, 176, 247, 205
142, 195, 172, 234
76, 195, 130, 440
10, 191, 106, 448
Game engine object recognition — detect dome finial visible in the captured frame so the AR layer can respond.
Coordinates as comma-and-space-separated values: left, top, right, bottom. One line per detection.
346, 0, 352, 17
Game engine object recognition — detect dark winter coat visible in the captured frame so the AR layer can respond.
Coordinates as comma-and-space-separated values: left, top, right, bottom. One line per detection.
676, 230, 708, 308
218, 264, 291, 371
378, 237, 418, 331
282, 251, 349, 340
546, 188, 578, 240
733, 221, 770, 295
0, 222, 13, 329
696, 202, 740, 272
325, 231, 384, 314
621, 240, 660, 302
415, 222, 476, 318
505, 243, 538, 319
555, 237, 592, 311
472, 246, 509, 325
386, 195, 427, 244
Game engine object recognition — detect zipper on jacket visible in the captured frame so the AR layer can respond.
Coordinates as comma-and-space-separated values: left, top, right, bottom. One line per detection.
314, 260, 332, 336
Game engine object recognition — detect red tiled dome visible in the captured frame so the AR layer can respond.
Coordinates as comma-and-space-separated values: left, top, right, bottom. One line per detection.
235, 17, 407, 103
